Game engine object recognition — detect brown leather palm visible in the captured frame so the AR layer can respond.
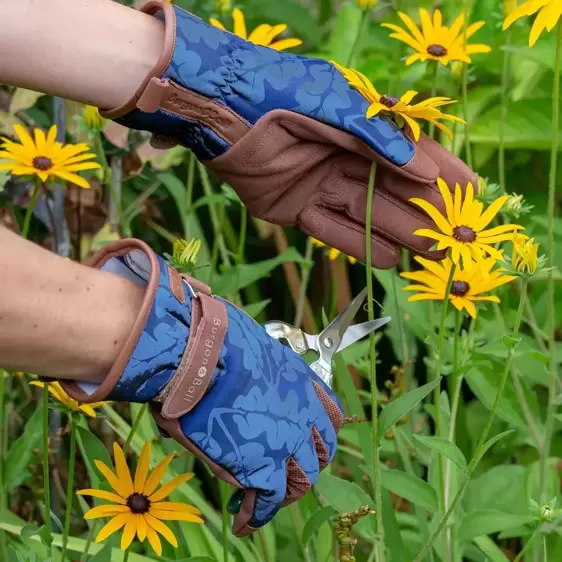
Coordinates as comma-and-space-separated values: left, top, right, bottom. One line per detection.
205, 109, 476, 268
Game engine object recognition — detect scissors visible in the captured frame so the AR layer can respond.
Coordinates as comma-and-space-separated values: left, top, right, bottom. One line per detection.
264, 287, 391, 387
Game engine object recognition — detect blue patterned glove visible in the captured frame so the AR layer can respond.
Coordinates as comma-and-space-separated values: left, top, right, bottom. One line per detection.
100, 1, 476, 268
61, 239, 344, 535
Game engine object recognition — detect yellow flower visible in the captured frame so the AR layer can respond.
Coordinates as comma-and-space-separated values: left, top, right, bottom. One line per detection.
173, 238, 201, 267
382, 9, 492, 66
78, 442, 203, 554
357, 0, 377, 10
503, 0, 562, 46
332, 63, 465, 141
30, 381, 107, 418
210, 8, 302, 51
512, 233, 539, 274
401, 256, 516, 318
0, 125, 100, 189
84, 105, 104, 131
310, 237, 357, 264
410, 178, 524, 266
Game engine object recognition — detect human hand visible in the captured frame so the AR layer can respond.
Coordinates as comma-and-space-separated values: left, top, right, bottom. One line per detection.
101, 1, 475, 267
60, 239, 343, 536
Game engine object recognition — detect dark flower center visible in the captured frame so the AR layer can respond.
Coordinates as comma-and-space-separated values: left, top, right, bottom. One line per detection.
380, 95, 400, 108
450, 281, 470, 297
126, 493, 151, 514
427, 44, 447, 57
453, 225, 477, 243
32, 156, 53, 171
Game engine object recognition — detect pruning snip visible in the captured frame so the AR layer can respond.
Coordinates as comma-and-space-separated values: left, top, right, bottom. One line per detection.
263, 287, 391, 388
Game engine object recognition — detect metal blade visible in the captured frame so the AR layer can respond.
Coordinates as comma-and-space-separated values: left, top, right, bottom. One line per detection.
336, 317, 392, 353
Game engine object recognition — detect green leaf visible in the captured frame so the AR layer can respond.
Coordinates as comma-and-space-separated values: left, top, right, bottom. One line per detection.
458, 510, 536, 543
473, 430, 516, 466
212, 248, 308, 295
244, 299, 271, 318
9, 88, 45, 114
413, 435, 468, 471
470, 99, 562, 150
190, 194, 229, 212
157, 172, 189, 233
175, 558, 218, 562
502, 335, 521, 349
88, 543, 113, 562
20, 525, 40, 541
5, 408, 42, 490
380, 467, 439, 513
378, 379, 442, 439
302, 506, 337, 545
76, 424, 113, 486
472, 535, 511, 562
328, 3, 363, 64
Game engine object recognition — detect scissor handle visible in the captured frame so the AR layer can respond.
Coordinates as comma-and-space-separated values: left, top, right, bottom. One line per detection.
263, 321, 308, 355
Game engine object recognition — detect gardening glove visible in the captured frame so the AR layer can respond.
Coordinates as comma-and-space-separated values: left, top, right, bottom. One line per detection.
99, 1, 477, 268
60, 239, 343, 536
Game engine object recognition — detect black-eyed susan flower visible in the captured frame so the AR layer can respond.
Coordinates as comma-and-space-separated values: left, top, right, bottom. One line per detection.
210, 9, 302, 51
84, 105, 104, 131
0, 125, 100, 189
30, 381, 106, 418
512, 233, 540, 275
332, 63, 464, 141
79, 442, 202, 555
382, 9, 491, 66
411, 178, 524, 266
503, 0, 562, 46
401, 256, 516, 318
310, 237, 357, 264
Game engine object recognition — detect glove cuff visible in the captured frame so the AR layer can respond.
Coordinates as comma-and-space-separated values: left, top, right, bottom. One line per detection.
60, 239, 228, 416
100, 0, 177, 120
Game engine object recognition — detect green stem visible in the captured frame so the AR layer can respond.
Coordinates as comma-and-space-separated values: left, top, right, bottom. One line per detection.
346, 9, 369, 67
428, 61, 439, 139
414, 277, 529, 562
539, 19, 562, 505
294, 238, 315, 328
80, 522, 97, 562
365, 162, 386, 560
123, 403, 148, 456
61, 416, 77, 562
95, 134, 126, 233
498, 31, 511, 192
42, 384, 53, 558
123, 547, 131, 562
0, 372, 7, 560
514, 523, 544, 562
21, 179, 42, 239
185, 151, 196, 238
221, 483, 229, 562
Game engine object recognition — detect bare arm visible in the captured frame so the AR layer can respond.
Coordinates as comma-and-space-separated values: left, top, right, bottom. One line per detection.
0, 227, 144, 381
0, 0, 164, 108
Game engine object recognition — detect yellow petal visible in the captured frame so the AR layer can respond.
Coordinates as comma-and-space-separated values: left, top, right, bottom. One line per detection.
94, 460, 126, 497
145, 513, 179, 546
397, 11, 426, 46
96, 513, 130, 543
13, 125, 37, 152
459, 182, 474, 224
46, 125, 58, 146
453, 183, 463, 225
232, 8, 247, 39
149, 473, 194, 502
473, 195, 509, 232
409, 198, 453, 234
151, 502, 202, 515
401, 113, 421, 141
134, 442, 152, 493
209, 17, 226, 30
146, 526, 162, 556
143, 455, 175, 497
436, 177, 455, 224
52, 169, 91, 189
85, 504, 129, 520
113, 443, 135, 498
267, 38, 303, 51
412, 229, 452, 244
77, 489, 127, 505
148, 510, 204, 523
400, 90, 418, 105
121, 515, 137, 551
137, 514, 148, 542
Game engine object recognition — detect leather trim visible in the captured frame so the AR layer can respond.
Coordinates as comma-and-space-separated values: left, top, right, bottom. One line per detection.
167, 265, 185, 304
60, 239, 159, 403
135, 78, 250, 146
100, 0, 177, 119
159, 279, 228, 419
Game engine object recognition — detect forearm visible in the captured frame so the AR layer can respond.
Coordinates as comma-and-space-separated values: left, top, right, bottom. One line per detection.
0, 0, 164, 109
0, 228, 144, 381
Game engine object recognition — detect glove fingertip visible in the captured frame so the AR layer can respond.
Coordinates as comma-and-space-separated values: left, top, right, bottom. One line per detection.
232, 488, 258, 537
